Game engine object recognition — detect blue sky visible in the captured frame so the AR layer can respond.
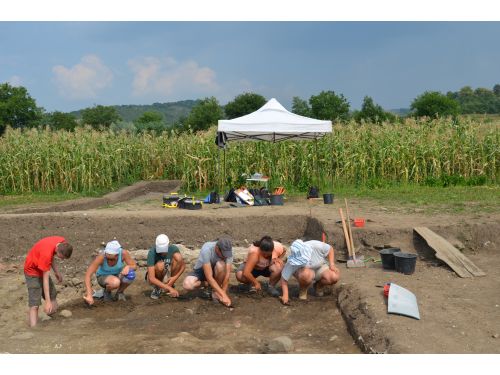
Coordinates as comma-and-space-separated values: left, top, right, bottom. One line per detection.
1, 22, 500, 112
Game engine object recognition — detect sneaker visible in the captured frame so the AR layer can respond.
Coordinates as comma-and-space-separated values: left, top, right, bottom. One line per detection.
211, 292, 219, 303
313, 282, 324, 297
150, 286, 162, 300
116, 292, 127, 302
267, 285, 280, 298
200, 287, 212, 299
92, 289, 104, 299
299, 287, 308, 300
103, 290, 113, 302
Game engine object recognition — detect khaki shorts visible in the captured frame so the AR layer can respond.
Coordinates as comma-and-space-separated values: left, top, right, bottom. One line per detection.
25, 274, 57, 307
97, 274, 119, 288
293, 264, 330, 282
314, 264, 330, 281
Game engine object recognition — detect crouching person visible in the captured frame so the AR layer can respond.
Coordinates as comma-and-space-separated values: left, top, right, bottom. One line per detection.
24, 236, 73, 327
83, 240, 137, 305
235, 236, 286, 297
182, 237, 233, 307
147, 234, 185, 299
280, 239, 340, 305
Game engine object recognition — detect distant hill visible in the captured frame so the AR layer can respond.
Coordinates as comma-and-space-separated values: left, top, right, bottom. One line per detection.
70, 100, 199, 124
389, 108, 411, 116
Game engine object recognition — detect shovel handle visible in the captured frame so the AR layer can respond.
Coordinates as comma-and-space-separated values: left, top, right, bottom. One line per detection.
339, 208, 352, 258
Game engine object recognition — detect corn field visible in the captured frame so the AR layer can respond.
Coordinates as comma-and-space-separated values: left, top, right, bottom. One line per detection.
0, 118, 498, 194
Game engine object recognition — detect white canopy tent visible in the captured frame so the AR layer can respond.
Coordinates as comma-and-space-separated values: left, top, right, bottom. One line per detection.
217, 98, 332, 143
215, 98, 333, 194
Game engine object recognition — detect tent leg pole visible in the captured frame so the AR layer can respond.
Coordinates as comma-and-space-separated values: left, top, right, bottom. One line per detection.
314, 138, 319, 189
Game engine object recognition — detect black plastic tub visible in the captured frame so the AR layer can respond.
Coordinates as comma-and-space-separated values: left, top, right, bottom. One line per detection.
379, 248, 401, 270
323, 193, 334, 204
270, 194, 284, 205
394, 252, 417, 275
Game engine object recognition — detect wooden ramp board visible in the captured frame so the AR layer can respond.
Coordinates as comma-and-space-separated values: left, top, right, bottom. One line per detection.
414, 227, 486, 278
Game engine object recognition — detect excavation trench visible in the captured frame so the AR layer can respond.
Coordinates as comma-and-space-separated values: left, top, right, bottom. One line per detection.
0, 214, 363, 354
1, 207, 498, 354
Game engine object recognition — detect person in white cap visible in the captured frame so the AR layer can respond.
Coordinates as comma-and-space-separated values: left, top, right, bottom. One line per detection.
83, 240, 137, 305
146, 234, 185, 300
182, 237, 233, 307
279, 239, 340, 305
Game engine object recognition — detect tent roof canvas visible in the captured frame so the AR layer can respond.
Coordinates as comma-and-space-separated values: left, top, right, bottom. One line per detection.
217, 98, 332, 142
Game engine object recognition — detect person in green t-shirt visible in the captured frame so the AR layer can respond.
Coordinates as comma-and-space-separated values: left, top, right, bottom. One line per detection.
146, 234, 186, 299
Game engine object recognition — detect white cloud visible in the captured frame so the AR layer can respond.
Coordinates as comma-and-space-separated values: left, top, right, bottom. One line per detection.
8, 75, 22, 86
128, 56, 218, 98
52, 55, 113, 99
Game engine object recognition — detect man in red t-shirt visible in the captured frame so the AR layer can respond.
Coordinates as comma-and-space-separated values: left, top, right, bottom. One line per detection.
24, 236, 73, 327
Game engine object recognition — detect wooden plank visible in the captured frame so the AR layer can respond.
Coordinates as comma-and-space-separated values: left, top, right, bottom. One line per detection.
414, 227, 486, 278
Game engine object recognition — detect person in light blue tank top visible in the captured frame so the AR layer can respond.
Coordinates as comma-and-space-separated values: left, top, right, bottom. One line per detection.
83, 240, 137, 305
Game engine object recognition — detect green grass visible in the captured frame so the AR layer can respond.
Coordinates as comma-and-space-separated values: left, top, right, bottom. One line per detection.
328, 184, 500, 214
0, 188, 113, 210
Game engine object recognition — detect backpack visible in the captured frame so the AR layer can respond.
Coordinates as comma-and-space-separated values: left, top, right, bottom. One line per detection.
224, 188, 238, 203
307, 186, 319, 199
206, 191, 220, 204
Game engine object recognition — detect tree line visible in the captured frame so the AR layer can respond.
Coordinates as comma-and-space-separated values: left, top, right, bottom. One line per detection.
2, 82, 500, 135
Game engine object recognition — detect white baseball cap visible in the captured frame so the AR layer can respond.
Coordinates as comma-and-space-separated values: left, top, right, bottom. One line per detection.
155, 234, 170, 253
104, 240, 122, 255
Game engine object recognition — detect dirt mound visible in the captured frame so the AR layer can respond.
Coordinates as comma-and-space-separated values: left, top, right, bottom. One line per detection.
6, 180, 181, 214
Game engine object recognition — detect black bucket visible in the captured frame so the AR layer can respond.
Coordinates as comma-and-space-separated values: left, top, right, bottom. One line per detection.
379, 248, 401, 270
323, 193, 334, 204
394, 252, 417, 275
270, 194, 284, 205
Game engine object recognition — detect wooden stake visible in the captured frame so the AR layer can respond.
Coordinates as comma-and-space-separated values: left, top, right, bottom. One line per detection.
339, 208, 352, 258
345, 198, 356, 259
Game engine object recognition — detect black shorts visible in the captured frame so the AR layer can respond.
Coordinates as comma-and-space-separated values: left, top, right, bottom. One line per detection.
251, 267, 272, 278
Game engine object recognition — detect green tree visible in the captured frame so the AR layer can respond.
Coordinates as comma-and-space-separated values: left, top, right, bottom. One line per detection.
224, 92, 266, 119
493, 84, 500, 96
185, 96, 224, 132
309, 90, 350, 122
135, 111, 164, 125
354, 96, 395, 124
46, 111, 78, 131
411, 91, 461, 118
0, 83, 43, 134
291, 96, 311, 116
81, 105, 121, 129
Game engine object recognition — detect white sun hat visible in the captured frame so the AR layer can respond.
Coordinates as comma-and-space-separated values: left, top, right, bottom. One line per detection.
155, 234, 170, 253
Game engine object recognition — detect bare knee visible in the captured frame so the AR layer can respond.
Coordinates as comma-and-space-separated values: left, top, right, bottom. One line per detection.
321, 270, 340, 285
298, 269, 314, 285
235, 271, 245, 282
269, 263, 283, 276
183, 276, 199, 291
106, 276, 121, 290
214, 261, 226, 277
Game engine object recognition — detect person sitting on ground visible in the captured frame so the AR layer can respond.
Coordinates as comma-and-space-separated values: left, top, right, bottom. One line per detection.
235, 235, 286, 297
24, 236, 73, 327
182, 237, 233, 307
279, 239, 340, 305
83, 240, 137, 305
147, 234, 186, 300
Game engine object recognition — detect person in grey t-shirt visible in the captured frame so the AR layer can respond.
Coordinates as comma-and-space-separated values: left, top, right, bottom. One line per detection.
182, 237, 233, 306
279, 239, 340, 305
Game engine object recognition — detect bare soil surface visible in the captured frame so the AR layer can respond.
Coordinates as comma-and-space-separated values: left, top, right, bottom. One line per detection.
0, 267, 359, 354
0, 184, 499, 353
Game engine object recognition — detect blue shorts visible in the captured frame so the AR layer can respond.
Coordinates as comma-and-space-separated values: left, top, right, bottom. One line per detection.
189, 267, 208, 282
